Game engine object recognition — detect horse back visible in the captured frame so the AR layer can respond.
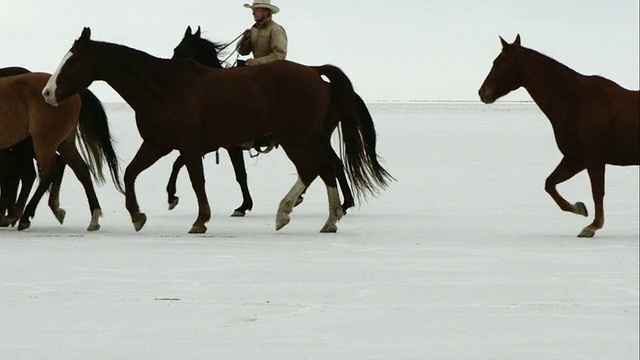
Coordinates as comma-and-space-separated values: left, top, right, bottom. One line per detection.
0, 72, 81, 150
193, 61, 332, 149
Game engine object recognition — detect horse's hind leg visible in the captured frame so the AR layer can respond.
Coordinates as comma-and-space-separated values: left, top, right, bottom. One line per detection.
227, 147, 253, 217
276, 142, 342, 232
578, 162, 606, 238
182, 153, 212, 233
57, 139, 102, 231
317, 143, 343, 233
47, 155, 67, 224
276, 176, 308, 231
166, 155, 184, 210
328, 146, 354, 214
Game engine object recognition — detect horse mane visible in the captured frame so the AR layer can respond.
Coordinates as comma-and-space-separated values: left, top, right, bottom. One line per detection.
188, 35, 226, 69
90, 40, 180, 99
514, 45, 584, 79
515, 45, 635, 93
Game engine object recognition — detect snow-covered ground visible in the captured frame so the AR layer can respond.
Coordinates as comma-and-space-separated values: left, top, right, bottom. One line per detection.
1, 102, 638, 359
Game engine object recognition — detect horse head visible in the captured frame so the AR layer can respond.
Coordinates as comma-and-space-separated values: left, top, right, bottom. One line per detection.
172, 26, 225, 69
478, 34, 523, 104
43, 27, 97, 106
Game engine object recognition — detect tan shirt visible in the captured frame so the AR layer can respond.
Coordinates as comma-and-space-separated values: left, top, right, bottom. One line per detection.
237, 18, 287, 64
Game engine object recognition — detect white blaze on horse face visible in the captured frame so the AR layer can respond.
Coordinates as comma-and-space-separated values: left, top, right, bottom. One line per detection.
42, 51, 74, 106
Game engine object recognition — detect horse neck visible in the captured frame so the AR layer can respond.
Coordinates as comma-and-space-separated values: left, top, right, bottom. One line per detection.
196, 55, 223, 69
516, 47, 583, 115
92, 42, 175, 110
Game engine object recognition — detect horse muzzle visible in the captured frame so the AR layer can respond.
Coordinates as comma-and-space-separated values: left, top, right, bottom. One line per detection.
478, 87, 495, 104
42, 88, 59, 107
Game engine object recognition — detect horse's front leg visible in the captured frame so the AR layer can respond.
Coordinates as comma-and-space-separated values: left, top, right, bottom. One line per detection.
0, 178, 18, 227
125, 141, 171, 231
9, 163, 37, 225
182, 153, 211, 233
227, 147, 253, 217
578, 163, 606, 238
544, 156, 588, 217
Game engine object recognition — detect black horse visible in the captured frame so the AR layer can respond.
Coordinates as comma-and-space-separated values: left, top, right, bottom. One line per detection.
169, 26, 385, 216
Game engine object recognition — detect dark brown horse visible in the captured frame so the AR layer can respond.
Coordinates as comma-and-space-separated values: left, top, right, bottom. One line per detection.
0, 70, 122, 231
42, 27, 392, 234
169, 25, 358, 216
478, 35, 639, 237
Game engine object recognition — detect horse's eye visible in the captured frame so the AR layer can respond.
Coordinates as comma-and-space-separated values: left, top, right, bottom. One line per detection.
493, 53, 509, 67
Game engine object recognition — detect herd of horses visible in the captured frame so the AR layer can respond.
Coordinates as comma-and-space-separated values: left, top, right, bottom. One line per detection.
1, 28, 638, 236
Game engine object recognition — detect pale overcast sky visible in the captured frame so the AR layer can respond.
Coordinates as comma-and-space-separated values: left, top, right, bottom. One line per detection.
1, 0, 638, 102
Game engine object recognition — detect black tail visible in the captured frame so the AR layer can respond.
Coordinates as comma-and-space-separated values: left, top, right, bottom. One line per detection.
76, 89, 124, 193
353, 92, 394, 187
316, 65, 394, 199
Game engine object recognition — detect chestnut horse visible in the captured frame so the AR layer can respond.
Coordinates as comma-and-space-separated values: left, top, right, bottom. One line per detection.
0, 70, 122, 231
169, 25, 359, 216
43, 27, 392, 234
0, 66, 67, 228
478, 35, 639, 237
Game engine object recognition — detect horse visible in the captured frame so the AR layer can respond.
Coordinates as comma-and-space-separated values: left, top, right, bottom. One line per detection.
169, 25, 358, 216
42, 27, 392, 234
0, 70, 122, 231
478, 34, 639, 237
0, 66, 67, 228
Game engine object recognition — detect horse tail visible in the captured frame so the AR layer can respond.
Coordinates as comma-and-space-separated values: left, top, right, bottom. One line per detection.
76, 89, 124, 193
353, 92, 394, 187
315, 65, 394, 199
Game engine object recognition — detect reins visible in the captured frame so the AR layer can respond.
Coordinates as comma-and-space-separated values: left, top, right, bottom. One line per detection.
219, 32, 245, 67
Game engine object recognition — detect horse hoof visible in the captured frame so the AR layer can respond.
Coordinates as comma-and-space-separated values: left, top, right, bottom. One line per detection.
341, 202, 354, 215
132, 213, 147, 232
320, 224, 338, 233
87, 223, 101, 232
17, 221, 31, 231
275, 216, 290, 231
231, 210, 246, 217
577, 227, 595, 238
575, 202, 588, 217
0, 218, 10, 227
168, 197, 179, 210
188, 225, 207, 234
54, 209, 66, 224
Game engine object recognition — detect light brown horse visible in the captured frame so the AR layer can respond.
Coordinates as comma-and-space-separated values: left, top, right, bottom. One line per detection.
42, 27, 392, 234
0, 71, 122, 231
478, 35, 639, 237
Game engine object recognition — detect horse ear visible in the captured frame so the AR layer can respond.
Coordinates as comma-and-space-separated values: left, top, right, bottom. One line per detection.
514, 34, 521, 45
499, 36, 509, 48
79, 27, 91, 42
195, 26, 201, 37
185, 26, 193, 36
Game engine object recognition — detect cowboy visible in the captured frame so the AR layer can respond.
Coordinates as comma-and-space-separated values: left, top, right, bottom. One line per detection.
237, 0, 287, 66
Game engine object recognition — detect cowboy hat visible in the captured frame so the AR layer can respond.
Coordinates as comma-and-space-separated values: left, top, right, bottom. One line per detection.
244, 0, 280, 14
